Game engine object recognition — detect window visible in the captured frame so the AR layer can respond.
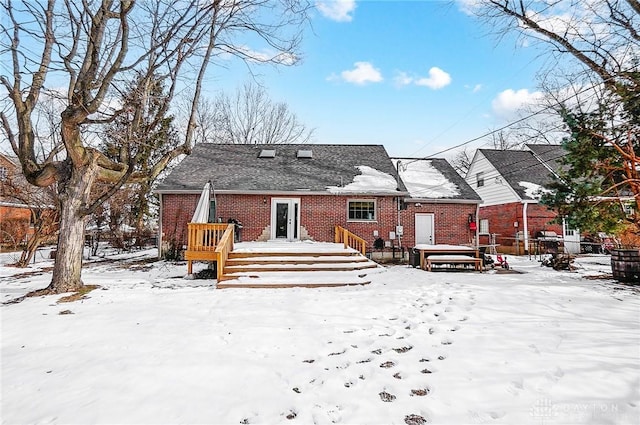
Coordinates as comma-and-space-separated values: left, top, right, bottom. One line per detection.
479, 219, 489, 234
0, 166, 7, 181
348, 200, 376, 221
476, 172, 485, 188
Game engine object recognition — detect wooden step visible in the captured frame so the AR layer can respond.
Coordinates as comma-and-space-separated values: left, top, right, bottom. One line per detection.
228, 251, 362, 259
216, 242, 382, 288
223, 262, 379, 274
216, 270, 374, 288
226, 255, 371, 266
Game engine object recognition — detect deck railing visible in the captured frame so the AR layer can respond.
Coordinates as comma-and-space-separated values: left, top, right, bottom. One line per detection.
335, 225, 367, 256
215, 224, 235, 281
187, 223, 229, 252
186, 223, 232, 275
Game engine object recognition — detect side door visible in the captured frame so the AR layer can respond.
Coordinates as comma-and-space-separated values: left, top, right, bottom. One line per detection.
415, 213, 435, 245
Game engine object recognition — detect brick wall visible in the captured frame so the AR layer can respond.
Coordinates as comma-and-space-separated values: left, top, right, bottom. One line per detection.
0, 205, 31, 245
399, 203, 478, 247
478, 202, 562, 253
161, 193, 479, 250
160, 193, 481, 251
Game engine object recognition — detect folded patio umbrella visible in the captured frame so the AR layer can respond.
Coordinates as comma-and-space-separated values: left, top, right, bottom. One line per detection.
191, 182, 212, 223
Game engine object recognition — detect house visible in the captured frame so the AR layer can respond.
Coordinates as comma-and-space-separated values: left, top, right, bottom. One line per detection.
0, 153, 32, 246
155, 144, 482, 259
465, 144, 577, 254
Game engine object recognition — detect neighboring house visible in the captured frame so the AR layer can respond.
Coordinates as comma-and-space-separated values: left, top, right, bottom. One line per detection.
465, 144, 576, 254
0, 153, 32, 246
155, 144, 482, 257
0, 153, 57, 248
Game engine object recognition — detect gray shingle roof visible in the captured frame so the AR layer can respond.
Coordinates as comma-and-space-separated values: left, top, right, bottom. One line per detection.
480, 147, 565, 200
392, 157, 481, 201
156, 143, 407, 193
525, 144, 567, 173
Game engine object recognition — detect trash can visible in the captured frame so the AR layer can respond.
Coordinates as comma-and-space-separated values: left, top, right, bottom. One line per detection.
409, 248, 420, 268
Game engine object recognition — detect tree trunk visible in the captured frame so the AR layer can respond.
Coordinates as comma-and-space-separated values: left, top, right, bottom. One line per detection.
16, 233, 42, 267
48, 162, 97, 293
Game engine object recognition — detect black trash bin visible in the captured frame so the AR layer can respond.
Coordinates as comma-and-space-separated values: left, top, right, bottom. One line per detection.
228, 218, 243, 242
409, 248, 420, 268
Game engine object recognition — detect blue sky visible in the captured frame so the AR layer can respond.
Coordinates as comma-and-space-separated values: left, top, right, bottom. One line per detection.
207, 0, 551, 159
243, 1, 544, 159
293, 0, 550, 159
1, 1, 551, 161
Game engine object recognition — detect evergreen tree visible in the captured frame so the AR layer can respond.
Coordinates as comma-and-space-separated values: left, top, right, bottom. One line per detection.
542, 103, 639, 244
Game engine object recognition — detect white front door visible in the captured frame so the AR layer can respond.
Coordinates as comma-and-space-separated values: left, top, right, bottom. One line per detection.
415, 213, 435, 245
271, 198, 300, 241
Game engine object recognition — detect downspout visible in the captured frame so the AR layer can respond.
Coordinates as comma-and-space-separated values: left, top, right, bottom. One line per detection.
522, 202, 529, 255
475, 203, 480, 247
396, 160, 403, 250
158, 192, 163, 259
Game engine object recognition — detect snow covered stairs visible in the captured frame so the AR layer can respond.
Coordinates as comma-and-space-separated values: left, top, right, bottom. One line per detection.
216, 242, 383, 289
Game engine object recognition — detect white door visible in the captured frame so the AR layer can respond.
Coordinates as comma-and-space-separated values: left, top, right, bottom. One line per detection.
415, 213, 435, 245
271, 198, 300, 241
564, 227, 581, 254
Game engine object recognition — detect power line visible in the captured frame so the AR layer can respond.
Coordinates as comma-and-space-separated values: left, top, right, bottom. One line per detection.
406, 79, 605, 164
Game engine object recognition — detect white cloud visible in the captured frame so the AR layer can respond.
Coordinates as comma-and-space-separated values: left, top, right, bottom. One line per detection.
339, 62, 383, 85
393, 71, 413, 87
394, 67, 452, 90
465, 83, 483, 93
316, 0, 356, 22
492, 88, 543, 117
414, 67, 452, 90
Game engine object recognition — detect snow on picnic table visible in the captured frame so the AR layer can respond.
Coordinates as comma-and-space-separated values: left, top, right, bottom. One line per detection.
1, 247, 639, 425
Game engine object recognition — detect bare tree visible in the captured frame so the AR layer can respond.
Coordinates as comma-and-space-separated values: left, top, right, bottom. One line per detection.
450, 147, 474, 177
205, 81, 314, 144
1, 0, 310, 293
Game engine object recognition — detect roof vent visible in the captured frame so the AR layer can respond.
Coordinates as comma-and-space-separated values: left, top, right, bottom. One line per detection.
259, 149, 276, 158
297, 149, 312, 159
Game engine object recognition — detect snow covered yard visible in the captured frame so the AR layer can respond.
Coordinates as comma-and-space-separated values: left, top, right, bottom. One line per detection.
1, 249, 639, 425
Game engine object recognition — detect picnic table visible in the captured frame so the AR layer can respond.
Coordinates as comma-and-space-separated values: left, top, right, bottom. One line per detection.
413, 244, 482, 272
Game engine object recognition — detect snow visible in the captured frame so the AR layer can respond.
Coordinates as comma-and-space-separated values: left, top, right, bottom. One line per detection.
393, 159, 460, 199
520, 181, 552, 200
1, 246, 639, 425
327, 166, 398, 194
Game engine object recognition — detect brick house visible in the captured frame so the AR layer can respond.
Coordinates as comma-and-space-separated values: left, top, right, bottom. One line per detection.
0, 153, 32, 246
155, 144, 482, 257
464, 144, 577, 254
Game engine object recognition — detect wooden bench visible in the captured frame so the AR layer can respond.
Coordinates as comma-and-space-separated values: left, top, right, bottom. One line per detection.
426, 255, 483, 272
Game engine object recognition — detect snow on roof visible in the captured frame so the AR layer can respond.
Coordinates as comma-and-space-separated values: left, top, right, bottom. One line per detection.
519, 181, 551, 200
394, 159, 460, 199
327, 165, 398, 194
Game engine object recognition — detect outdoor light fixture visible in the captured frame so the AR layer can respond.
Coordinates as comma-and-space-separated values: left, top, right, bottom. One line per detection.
263, 197, 267, 204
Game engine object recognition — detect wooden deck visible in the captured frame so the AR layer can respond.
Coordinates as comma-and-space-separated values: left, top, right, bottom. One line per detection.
185, 224, 379, 288
217, 243, 380, 288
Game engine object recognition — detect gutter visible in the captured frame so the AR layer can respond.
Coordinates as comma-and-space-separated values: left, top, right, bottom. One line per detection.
155, 189, 410, 197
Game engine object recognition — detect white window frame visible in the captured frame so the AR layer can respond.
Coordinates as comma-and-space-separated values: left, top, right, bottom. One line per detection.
479, 218, 489, 234
476, 172, 485, 188
347, 199, 377, 222
0, 166, 7, 181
